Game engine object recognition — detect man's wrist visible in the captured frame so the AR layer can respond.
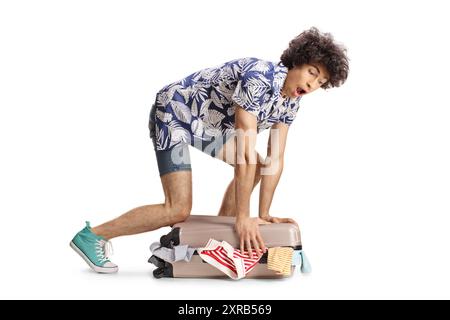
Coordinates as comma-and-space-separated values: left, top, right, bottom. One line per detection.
236, 211, 250, 221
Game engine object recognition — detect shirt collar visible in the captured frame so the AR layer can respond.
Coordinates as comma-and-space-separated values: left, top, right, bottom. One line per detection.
273, 61, 301, 105
273, 61, 288, 100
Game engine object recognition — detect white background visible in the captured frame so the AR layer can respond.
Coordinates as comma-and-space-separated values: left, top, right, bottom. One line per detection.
1, 0, 449, 300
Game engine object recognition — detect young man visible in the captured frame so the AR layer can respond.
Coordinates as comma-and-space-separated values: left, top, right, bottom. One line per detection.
70, 27, 349, 273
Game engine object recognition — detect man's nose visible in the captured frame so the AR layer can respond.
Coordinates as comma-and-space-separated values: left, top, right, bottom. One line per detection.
306, 82, 317, 92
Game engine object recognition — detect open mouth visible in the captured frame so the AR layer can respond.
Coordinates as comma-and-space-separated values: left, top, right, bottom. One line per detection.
296, 87, 306, 95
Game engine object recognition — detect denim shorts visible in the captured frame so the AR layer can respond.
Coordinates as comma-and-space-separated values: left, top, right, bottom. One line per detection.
148, 103, 234, 177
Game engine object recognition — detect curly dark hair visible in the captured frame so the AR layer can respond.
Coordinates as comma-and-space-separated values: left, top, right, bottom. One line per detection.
280, 27, 349, 89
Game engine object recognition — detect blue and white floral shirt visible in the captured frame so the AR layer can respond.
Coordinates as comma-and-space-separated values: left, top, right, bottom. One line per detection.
153, 57, 301, 151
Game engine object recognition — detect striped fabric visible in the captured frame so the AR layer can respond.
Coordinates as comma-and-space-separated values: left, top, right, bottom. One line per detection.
198, 239, 261, 280
267, 247, 294, 276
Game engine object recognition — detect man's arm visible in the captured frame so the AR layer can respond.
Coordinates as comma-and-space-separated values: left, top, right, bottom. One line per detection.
234, 104, 267, 257
259, 122, 298, 225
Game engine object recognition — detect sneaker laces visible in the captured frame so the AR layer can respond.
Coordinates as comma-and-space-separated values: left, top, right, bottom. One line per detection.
96, 239, 113, 263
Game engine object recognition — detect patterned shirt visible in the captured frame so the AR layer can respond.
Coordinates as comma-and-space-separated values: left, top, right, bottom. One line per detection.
152, 57, 302, 151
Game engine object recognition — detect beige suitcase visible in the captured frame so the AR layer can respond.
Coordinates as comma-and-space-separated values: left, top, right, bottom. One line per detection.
148, 215, 303, 279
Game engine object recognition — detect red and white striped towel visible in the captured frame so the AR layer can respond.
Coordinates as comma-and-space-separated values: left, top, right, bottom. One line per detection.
198, 239, 261, 280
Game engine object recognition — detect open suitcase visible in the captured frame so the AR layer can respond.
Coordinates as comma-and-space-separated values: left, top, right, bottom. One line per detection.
148, 215, 308, 279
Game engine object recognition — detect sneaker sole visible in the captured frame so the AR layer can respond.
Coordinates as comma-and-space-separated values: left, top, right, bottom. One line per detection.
70, 241, 118, 274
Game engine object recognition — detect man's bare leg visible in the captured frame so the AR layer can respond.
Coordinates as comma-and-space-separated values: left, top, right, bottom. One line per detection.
92, 170, 192, 240
215, 136, 263, 216
216, 169, 262, 216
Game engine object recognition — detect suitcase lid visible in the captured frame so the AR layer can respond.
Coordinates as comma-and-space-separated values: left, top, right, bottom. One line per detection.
172, 215, 302, 248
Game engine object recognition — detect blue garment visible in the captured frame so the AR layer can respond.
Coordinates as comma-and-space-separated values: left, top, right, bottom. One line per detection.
149, 103, 235, 175
152, 57, 302, 151
292, 250, 312, 273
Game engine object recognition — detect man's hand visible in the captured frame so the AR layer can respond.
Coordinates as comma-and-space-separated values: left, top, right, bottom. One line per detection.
260, 215, 298, 227
235, 217, 269, 258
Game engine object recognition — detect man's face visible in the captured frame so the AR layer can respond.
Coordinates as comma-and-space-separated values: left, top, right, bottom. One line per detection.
282, 63, 330, 98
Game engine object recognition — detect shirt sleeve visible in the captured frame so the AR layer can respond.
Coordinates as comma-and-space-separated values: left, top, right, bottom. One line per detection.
278, 102, 301, 125
232, 70, 271, 117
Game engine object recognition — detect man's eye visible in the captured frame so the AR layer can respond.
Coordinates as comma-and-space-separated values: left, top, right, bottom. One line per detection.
309, 70, 318, 77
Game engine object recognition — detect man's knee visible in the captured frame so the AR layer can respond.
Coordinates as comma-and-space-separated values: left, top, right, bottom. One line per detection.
166, 201, 192, 223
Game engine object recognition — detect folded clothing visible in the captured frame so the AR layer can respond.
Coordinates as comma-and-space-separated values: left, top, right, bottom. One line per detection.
198, 239, 262, 280
150, 242, 196, 263
268, 247, 294, 276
